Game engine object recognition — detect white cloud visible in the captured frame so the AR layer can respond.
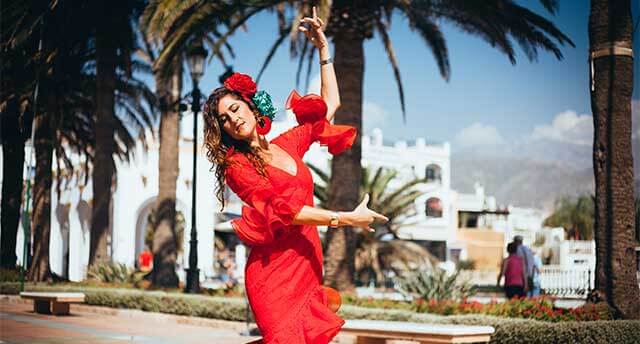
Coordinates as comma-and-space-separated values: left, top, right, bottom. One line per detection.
530, 110, 592, 146
454, 122, 506, 148
363, 101, 389, 132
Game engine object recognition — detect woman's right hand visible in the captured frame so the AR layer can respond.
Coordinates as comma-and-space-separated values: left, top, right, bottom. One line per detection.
341, 194, 389, 232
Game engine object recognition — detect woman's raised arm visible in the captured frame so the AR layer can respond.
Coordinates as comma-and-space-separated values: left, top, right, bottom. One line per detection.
299, 7, 340, 122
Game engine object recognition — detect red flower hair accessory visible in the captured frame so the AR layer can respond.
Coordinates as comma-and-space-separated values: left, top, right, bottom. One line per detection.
224, 73, 257, 103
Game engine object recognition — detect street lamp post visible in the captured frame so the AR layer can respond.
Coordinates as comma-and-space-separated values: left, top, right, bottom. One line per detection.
184, 42, 207, 293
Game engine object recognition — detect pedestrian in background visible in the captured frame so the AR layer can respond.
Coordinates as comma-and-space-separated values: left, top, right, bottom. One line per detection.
497, 242, 528, 299
514, 235, 535, 296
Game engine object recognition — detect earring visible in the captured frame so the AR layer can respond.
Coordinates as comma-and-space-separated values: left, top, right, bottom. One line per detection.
256, 116, 272, 135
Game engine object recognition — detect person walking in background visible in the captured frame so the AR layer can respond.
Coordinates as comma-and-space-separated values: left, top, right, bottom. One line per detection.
530, 249, 542, 297
497, 242, 528, 299
514, 235, 535, 296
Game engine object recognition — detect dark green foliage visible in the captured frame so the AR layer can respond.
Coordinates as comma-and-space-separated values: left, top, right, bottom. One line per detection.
543, 195, 595, 240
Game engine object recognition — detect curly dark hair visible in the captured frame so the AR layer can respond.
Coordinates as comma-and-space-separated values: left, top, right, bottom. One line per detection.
202, 87, 268, 210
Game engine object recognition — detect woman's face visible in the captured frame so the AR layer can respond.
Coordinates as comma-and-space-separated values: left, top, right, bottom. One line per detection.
216, 94, 257, 140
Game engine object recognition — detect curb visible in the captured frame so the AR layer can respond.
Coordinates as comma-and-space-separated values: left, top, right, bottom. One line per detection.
1, 294, 259, 333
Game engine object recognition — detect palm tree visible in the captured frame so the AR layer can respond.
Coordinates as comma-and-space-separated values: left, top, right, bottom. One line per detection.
310, 164, 436, 287
140, 1, 187, 288
3, 0, 156, 281
89, 0, 149, 267
0, 35, 33, 269
588, 0, 640, 319
153, 0, 574, 291
140, 0, 241, 288
543, 195, 595, 240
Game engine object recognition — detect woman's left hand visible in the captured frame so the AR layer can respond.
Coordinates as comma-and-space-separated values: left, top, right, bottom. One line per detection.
299, 6, 328, 50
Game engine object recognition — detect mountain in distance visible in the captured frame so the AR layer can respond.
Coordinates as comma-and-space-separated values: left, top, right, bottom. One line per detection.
451, 135, 639, 211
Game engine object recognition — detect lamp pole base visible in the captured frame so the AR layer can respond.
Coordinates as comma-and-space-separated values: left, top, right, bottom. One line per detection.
184, 267, 200, 293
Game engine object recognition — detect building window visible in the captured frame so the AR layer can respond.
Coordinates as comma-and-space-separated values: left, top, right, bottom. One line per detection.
425, 164, 442, 184
426, 197, 443, 218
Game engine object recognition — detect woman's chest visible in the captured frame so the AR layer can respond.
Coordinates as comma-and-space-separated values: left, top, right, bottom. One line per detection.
265, 144, 313, 189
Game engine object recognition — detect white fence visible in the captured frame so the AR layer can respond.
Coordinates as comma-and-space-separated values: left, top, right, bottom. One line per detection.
539, 266, 593, 298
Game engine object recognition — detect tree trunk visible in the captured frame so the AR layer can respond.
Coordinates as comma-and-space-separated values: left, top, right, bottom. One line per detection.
1, 97, 25, 269
323, 34, 364, 292
151, 61, 182, 288
27, 100, 54, 282
589, 0, 640, 319
89, 8, 117, 267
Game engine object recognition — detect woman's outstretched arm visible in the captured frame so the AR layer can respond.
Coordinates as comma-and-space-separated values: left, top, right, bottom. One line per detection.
299, 7, 340, 122
292, 194, 388, 232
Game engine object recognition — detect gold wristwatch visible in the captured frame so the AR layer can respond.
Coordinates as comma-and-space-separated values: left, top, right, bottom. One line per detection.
329, 211, 339, 228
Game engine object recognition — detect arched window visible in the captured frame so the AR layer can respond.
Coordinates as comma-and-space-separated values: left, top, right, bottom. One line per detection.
426, 197, 443, 218
425, 164, 442, 183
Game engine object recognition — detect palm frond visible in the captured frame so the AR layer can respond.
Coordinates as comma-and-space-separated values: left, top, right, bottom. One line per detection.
375, 17, 407, 121
256, 24, 292, 83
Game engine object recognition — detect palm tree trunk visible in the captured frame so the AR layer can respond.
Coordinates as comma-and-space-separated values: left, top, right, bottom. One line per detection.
89, 11, 117, 266
589, 0, 640, 319
1, 97, 25, 269
323, 34, 364, 292
27, 99, 54, 282
151, 61, 182, 288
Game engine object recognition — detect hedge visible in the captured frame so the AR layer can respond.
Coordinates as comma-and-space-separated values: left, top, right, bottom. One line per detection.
2, 282, 639, 344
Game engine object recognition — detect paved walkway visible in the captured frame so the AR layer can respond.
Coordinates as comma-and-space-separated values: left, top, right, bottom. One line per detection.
0, 301, 260, 344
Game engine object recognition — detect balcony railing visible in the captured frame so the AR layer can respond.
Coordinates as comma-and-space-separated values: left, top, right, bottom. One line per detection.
539, 266, 593, 298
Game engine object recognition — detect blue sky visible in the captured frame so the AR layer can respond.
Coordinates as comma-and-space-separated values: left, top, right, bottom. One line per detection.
186, 1, 639, 149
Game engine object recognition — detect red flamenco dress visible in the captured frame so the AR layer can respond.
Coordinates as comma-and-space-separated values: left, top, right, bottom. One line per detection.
225, 91, 356, 343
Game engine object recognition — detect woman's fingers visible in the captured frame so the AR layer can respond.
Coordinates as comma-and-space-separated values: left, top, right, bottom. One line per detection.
373, 212, 389, 223
300, 17, 322, 29
312, 6, 317, 20
361, 193, 370, 206
299, 26, 311, 39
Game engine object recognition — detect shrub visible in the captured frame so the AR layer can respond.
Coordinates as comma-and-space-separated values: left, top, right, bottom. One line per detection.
456, 259, 476, 271
86, 262, 147, 285
395, 268, 476, 302
0, 267, 22, 282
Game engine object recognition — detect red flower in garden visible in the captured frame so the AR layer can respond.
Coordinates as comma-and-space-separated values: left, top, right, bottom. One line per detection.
224, 73, 257, 99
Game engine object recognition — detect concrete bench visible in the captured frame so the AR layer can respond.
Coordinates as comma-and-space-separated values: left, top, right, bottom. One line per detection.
340, 319, 495, 344
243, 320, 494, 344
20, 292, 85, 315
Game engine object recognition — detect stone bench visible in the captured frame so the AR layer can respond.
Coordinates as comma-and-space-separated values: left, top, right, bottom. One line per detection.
340, 320, 495, 344
20, 292, 85, 315
244, 320, 494, 344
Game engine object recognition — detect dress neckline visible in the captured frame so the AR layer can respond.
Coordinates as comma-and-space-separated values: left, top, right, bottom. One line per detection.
266, 143, 299, 177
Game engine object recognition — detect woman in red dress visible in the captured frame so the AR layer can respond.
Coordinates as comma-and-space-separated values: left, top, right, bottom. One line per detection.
202, 7, 388, 344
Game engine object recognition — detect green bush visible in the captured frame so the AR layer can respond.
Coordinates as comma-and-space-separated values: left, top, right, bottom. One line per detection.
86, 262, 147, 285
395, 268, 476, 302
456, 259, 476, 271
0, 282, 20, 294
0, 267, 22, 282
2, 283, 639, 344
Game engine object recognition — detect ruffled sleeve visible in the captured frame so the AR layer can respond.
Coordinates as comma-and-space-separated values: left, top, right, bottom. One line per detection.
225, 155, 307, 246
284, 90, 356, 156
